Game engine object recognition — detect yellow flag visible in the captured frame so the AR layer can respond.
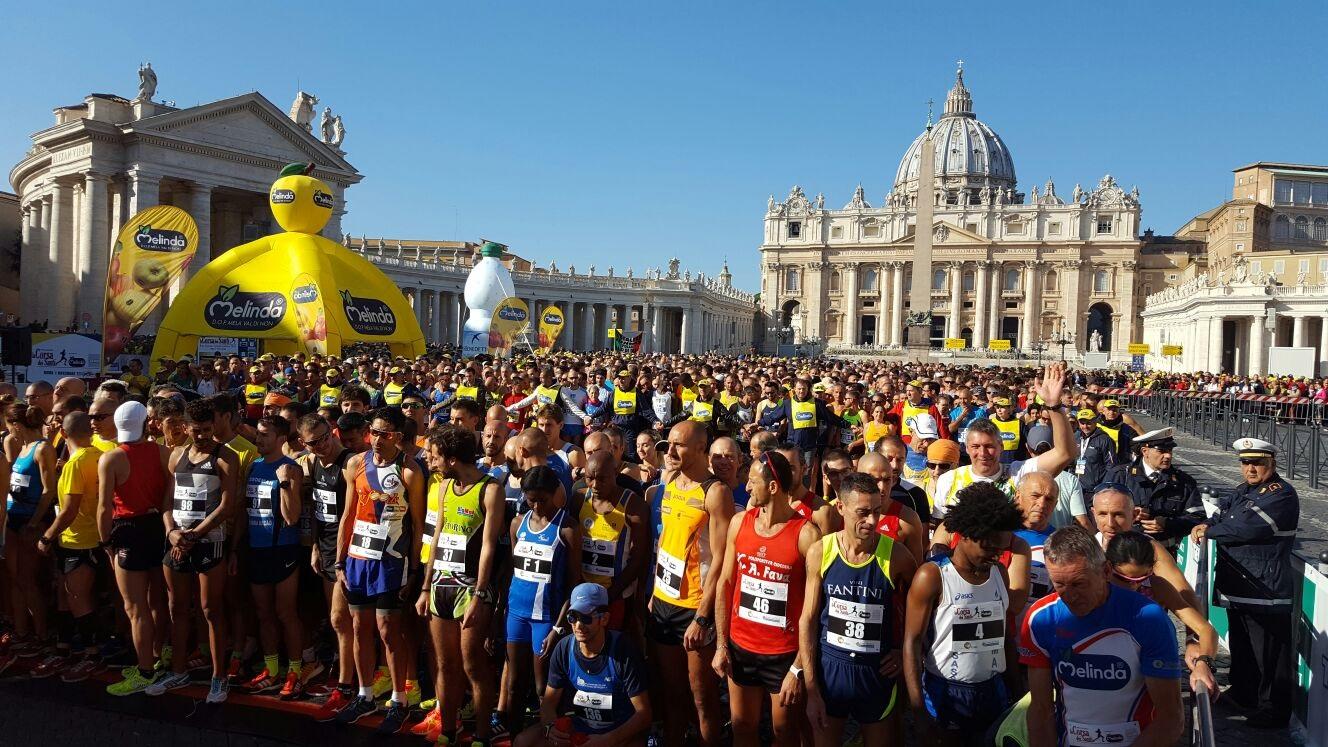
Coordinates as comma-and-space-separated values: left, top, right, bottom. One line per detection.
489, 297, 529, 358
538, 306, 565, 353
102, 206, 199, 363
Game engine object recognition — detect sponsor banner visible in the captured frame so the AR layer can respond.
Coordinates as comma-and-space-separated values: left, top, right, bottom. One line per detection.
943, 337, 966, 350
101, 206, 200, 366
1127, 342, 1151, 355
291, 275, 328, 355
489, 297, 529, 358
196, 337, 258, 359
1161, 344, 1183, 356
537, 305, 565, 353
988, 339, 1011, 350
29, 333, 101, 381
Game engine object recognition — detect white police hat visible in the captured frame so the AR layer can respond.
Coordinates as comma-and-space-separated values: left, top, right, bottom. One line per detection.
1233, 437, 1276, 458
1133, 428, 1176, 449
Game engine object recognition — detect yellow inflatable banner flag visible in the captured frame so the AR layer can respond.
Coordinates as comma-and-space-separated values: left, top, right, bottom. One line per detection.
537, 305, 565, 353
101, 206, 199, 364
489, 297, 529, 358
290, 272, 328, 355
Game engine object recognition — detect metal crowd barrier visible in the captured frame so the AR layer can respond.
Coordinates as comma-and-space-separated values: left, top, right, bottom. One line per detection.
1093, 389, 1328, 489
1192, 538, 1216, 747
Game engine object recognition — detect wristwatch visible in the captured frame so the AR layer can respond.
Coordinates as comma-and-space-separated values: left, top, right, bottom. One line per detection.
333, 561, 346, 571
1192, 654, 1216, 669
475, 586, 497, 605
788, 664, 804, 679
694, 614, 714, 629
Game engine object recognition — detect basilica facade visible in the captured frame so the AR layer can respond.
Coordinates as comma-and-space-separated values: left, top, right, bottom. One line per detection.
758, 66, 1156, 356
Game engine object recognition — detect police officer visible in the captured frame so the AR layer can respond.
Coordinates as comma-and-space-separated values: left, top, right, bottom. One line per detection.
1104, 428, 1204, 551
1191, 437, 1298, 729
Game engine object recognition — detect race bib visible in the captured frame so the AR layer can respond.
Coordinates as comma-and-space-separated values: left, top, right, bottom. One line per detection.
513, 540, 554, 583
1065, 720, 1140, 747
9, 473, 30, 490
737, 573, 789, 629
1029, 564, 1051, 603
655, 549, 685, 599
825, 596, 884, 653
433, 533, 468, 574
246, 483, 275, 519
1074, 458, 1087, 476
582, 537, 618, 579
421, 507, 439, 547
314, 488, 338, 523
573, 689, 613, 725
349, 519, 387, 560
950, 601, 1005, 654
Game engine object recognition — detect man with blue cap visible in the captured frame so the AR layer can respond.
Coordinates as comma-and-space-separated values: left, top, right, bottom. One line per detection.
1191, 437, 1298, 729
517, 582, 652, 746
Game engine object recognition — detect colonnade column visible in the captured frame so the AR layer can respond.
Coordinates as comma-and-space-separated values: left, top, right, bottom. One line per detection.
1208, 316, 1224, 373
46, 182, 71, 328
843, 263, 860, 346
1293, 315, 1308, 348
989, 263, 1003, 344
1020, 261, 1040, 349
1249, 316, 1267, 377
890, 262, 904, 347
1319, 316, 1328, 375
560, 302, 575, 351
973, 261, 990, 348
74, 173, 111, 327
680, 306, 692, 354
947, 262, 963, 339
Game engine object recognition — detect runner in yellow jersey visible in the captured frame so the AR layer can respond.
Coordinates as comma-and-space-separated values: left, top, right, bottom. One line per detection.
645, 421, 734, 747
576, 451, 648, 630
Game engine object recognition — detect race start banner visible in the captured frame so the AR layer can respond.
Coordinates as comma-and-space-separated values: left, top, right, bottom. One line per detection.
489, 297, 529, 358
537, 305, 565, 353
101, 206, 200, 366
29, 332, 102, 381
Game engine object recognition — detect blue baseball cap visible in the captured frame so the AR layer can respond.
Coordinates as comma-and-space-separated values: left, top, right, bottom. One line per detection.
568, 583, 609, 614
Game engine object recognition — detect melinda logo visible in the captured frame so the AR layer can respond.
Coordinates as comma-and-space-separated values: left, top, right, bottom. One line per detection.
292, 285, 319, 304
543, 311, 563, 325
1056, 654, 1131, 690
133, 225, 188, 252
270, 188, 296, 204
498, 306, 527, 323
204, 285, 286, 331
339, 290, 396, 335
312, 190, 334, 209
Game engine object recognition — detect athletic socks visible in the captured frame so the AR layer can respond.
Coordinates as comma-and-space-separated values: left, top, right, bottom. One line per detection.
359, 685, 373, 698
264, 654, 280, 675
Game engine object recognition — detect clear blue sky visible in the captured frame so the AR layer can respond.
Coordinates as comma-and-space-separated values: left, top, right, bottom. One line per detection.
5, 2, 1327, 291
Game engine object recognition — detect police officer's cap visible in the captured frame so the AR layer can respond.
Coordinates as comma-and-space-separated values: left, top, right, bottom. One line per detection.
1233, 437, 1276, 458
1133, 427, 1176, 450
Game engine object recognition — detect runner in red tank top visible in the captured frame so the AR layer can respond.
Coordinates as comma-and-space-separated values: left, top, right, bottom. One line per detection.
713, 451, 820, 746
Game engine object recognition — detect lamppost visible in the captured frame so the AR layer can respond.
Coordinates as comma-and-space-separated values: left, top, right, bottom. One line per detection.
1051, 319, 1074, 362
1030, 339, 1049, 367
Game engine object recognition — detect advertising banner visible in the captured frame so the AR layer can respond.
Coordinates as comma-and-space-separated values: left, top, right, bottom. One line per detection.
943, 338, 966, 349
28, 332, 102, 381
988, 339, 1011, 350
291, 273, 328, 355
537, 305, 565, 353
1127, 342, 1151, 355
102, 206, 200, 366
488, 297, 529, 358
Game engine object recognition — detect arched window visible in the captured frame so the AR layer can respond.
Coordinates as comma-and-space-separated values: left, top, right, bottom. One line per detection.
1043, 270, 1058, 292
1143, 284, 1153, 297
861, 268, 879, 292
828, 270, 840, 292
1003, 268, 1021, 291
1316, 218, 1327, 241
962, 272, 975, 291
1094, 269, 1111, 293
1295, 216, 1310, 239
1275, 215, 1290, 239
932, 269, 947, 290
785, 268, 800, 292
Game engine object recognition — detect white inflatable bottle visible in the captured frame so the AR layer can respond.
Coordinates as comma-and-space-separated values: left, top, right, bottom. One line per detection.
461, 240, 516, 358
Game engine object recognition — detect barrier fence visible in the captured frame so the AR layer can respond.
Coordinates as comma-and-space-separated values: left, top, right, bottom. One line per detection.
1091, 388, 1328, 489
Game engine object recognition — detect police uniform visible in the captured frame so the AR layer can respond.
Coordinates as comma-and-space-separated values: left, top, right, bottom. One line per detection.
1103, 428, 1204, 549
1203, 437, 1298, 726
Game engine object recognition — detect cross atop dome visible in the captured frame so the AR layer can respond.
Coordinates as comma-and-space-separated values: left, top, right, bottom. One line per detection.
943, 59, 973, 118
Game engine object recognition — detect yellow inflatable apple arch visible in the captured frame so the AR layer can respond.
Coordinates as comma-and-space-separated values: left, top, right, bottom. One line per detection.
149, 162, 424, 369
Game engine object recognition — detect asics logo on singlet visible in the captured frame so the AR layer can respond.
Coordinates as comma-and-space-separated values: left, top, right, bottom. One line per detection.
1056, 654, 1131, 690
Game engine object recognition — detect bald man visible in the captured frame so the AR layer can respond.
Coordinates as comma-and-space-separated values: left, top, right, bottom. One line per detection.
647, 420, 734, 747
575, 451, 648, 630
707, 437, 748, 510
54, 377, 87, 403
855, 451, 925, 563
1091, 487, 1200, 610
748, 431, 778, 463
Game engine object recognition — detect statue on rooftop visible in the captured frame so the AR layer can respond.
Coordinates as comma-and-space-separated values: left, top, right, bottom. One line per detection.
137, 63, 157, 100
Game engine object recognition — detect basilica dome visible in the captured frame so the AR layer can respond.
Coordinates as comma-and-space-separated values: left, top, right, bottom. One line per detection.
893, 66, 1016, 199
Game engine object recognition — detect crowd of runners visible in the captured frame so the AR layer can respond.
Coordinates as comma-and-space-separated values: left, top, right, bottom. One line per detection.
0, 349, 1299, 746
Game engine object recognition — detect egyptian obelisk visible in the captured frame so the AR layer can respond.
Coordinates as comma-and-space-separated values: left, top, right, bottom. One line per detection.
905, 111, 936, 352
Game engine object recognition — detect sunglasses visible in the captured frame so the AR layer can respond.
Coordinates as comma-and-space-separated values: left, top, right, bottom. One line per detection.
1111, 568, 1151, 584
401, 402, 427, 410
369, 428, 397, 438
567, 609, 606, 625
927, 462, 954, 472
305, 429, 332, 447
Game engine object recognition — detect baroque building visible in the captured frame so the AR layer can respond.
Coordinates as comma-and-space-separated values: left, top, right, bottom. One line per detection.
758, 65, 1152, 356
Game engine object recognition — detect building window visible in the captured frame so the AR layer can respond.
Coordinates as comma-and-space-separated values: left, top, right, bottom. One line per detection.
1143, 284, 1152, 296
1167, 273, 1178, 281
828, 271, 840, 293
785, 268, 800, 292
863, 224, 881, 238
1295, 216, 1309, 239
1043, 270, 1058, 292
831, 226, 843, 239
1316, 183, 1328, 204
1235, 243, 1245, 252
932, 269, 947, 290
1320, 258, 1328, 272
1274, 259, 1285, 274
1300, 259, 1310, 272
787, 222, 801, 239
1253, 260, 1263, 275
946, 190, 958, 206
962, 272, 975, 291
1295, 181, 1312, 205
1275, 215, 1290, 238
1007, 221, 1025, 235
1003, 268, 1021, 291
965, 223, 979, 233
1316, 218, 1328, 241
1275, 180, 1293, 204
1236, 220, 1247, 232
1096, 218, 1113, 234
1048, 222, 1062, 235
862, 268, 879, 292
1093, 269, 1110, 293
